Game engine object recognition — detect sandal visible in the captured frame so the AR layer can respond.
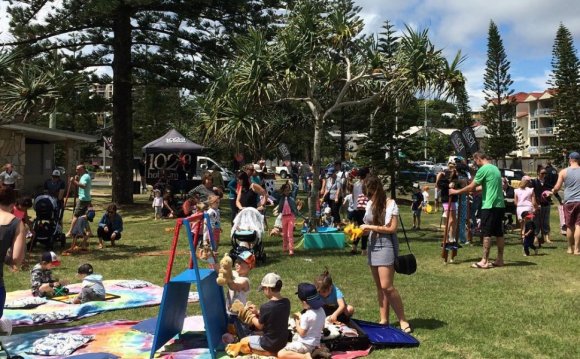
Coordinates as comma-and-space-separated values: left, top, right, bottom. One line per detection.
401, 325, 414, 334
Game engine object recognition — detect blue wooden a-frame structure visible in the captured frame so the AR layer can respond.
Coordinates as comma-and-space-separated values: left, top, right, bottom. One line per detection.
149, 212, 227, 359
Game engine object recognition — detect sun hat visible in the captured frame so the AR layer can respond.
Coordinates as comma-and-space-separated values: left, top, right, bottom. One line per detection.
258, 273, 282, 291
41, 251, 61, 266
77, 263, 94, 275
236, 250, 256, 269
51, 169, 61, 176
296, 283, 324, 310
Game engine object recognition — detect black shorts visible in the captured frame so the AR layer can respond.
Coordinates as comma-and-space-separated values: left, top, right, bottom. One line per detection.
480, 208, 505, 237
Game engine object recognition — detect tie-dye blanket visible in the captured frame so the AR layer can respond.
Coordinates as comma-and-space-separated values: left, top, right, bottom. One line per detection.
4, 317, 228, 359
3, 280, 199, 327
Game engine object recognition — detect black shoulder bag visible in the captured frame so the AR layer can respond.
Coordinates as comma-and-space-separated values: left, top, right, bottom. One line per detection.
394, 215, 417, 275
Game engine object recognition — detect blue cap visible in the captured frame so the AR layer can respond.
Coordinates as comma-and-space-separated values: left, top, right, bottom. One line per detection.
296, 283, 324, 309
86, 209, 96, 222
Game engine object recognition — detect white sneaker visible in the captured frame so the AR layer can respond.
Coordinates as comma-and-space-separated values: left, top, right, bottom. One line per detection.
0, 318, 12, 336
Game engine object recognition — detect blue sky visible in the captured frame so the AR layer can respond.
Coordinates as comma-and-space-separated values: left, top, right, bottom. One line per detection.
2, 0, 580, 110
356, 0, 580, 109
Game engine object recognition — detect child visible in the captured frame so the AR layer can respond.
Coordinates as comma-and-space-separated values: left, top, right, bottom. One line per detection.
278, 283, 327, 359
521, 211, 538, 256
342, 182, 355, 222
276, 183, 300, 255
30, 251, 67, 297
205, 195, 222, 250
411, 185, 424, 230
226, 251, 256, 309
422, 186, 430, 212
152, 189, 163, 220
227, 273, 291, 357
72, 263, 105, 304
269, 213, 283, 237
320, 207, 333, 228
315, 268, 354, 324
68, 208, 95, 252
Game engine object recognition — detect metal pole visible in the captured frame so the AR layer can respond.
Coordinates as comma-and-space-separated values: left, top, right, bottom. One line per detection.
424, 100, 428, 160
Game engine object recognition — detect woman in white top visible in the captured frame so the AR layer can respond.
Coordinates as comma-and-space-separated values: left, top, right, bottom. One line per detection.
359, 176, 411, 333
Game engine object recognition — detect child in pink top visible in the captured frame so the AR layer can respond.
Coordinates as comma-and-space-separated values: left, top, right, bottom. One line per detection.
276, 183, 300, 255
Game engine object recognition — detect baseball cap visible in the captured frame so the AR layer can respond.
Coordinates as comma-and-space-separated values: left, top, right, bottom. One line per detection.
569, 152, 580, 160
77, 263, 94, 275
52, 169, 61, 176
258, 273, 282, 291
326, 167, 335, 175
236, 250, 256, 269
296, 283, 324, 310
41, 251, 61, 266
324, 207, 332, 215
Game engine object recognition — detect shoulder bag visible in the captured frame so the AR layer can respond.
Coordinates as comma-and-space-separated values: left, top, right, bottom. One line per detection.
394, 214, 417, 275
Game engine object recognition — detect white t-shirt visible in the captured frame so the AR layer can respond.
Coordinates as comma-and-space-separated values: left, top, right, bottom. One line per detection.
226, 275, 250, 312
363, 199, 399, 230
343, 194, 355, 212
297, 307, 326, 347
422, 191, 430, 203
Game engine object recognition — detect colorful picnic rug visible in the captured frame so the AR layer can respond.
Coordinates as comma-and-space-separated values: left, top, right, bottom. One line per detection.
3, 280, 199, 327
3, 316, 227, 359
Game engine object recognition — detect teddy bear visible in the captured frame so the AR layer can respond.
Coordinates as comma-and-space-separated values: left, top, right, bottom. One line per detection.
216, 254, 234, 286
343, 223, 364, 242
229, 299, 256, 326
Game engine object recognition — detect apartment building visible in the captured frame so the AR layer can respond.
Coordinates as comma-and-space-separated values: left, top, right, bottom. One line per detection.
522, 90, 556, 157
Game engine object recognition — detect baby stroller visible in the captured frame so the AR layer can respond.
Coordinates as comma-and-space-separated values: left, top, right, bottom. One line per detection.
230, 207, 266, 264
29, 194, 66, 250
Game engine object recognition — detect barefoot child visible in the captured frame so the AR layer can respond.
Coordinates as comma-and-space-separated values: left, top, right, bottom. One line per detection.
69, 209, 95, 252
72, 263, 105, 304
314, 268, 354, 324
278, 283, 327, 359
152, 189, 163, 220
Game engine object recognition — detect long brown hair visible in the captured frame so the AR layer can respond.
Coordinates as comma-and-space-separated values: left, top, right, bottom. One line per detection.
363, 175, 386, 226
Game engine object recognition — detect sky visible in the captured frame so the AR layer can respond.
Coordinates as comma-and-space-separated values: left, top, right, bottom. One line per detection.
2, 0, 580, 110
355, 0, 580, 109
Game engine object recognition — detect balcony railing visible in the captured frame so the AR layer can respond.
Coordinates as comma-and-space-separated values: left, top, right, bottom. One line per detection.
533, 108, 553, 117
528, 146, 550, 155
528, 127, 555, 136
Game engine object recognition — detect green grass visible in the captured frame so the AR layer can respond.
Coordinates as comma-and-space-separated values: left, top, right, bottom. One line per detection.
5, 186, 579, 359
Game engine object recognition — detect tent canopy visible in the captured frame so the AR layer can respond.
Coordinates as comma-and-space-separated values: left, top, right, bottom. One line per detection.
142, 129, 204, 154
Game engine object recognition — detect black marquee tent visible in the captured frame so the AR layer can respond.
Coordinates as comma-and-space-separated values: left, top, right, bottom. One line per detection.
142, 129, 204, 187
142, 128, 204, 154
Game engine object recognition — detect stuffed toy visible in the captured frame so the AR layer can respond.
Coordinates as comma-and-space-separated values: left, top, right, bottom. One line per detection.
343, 223, 363, 242
230, 299, 256, 326
225, 336, 251, 357
216, 254, 234, 286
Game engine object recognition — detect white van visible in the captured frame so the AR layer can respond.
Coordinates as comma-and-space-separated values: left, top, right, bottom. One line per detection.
196, 156, 235, 183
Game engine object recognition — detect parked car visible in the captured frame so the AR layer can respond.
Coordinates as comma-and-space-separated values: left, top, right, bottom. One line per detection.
413, 161, 435, 169
399, 165, 436, 183
432, 163, 448, 174
499, 168, 524, 182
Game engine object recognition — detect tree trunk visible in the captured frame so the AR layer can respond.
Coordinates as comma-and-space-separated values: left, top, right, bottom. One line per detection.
309, 115, 323, 227
111, 6, 134, 204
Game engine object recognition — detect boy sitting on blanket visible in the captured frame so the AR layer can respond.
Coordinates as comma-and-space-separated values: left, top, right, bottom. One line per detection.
72, 263, 105, 304
30, 251, 68, 297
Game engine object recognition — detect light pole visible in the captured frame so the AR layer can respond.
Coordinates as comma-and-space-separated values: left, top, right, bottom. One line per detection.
424, 100, 428, 160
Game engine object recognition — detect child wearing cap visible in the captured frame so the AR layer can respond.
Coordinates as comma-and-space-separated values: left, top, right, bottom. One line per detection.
72, 263, 105, 304
521, 211, 538, 256
241, 273, 291, 355
226, 250, 255, 310
30, 251, 67, 297
320, 207, 334, 228
314, 268, 354, 324
68, 208, 95, 253
278, 283, 328, 359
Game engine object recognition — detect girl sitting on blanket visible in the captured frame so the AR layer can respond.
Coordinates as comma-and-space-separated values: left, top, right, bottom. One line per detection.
72, 263, 105, 304
315, 268, 355, 324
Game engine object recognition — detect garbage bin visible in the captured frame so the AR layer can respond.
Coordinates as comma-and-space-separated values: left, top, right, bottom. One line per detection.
133, 181, 141, 194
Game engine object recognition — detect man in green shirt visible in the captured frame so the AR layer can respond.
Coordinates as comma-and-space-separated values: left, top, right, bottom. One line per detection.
451, 151, 505, 269
66, 165, 92, 238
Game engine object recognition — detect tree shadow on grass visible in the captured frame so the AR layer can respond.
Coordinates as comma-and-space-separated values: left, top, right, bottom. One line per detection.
409, 317, 447, 330
459, 257, 537, 267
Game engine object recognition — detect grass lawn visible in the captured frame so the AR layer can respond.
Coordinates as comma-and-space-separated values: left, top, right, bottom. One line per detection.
5, 185, 579, 359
